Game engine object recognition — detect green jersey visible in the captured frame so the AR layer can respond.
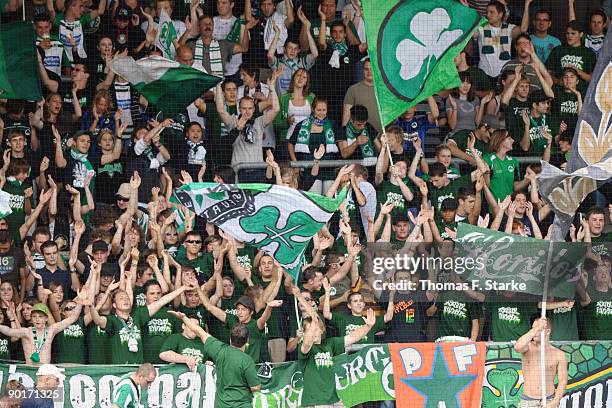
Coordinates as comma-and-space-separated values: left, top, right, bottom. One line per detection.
428, 174, 473, 213
202, 337, 261, 408
329, 313, 385, 344
484, 153, 520, 202
133, 285, 146, 307
545, 45, 596, 79
298, 336, 345, 406
134, 306, 180, 364
546, 304, 578, 341
377, 179, 416, 218
490, 301, 537, 342
436, 292, 482, 339
175, 253, 212, 285
160, 333, 207, 364
449, 129, 489, 159
112, 373, 141, 408
582, 287, 612, 340
105, 313, 144, 364
52, 316, 86, 364
523, 113, 551, 156
225, 314, 264, 363
87, 324, 110, 364
590, 233, 611, 256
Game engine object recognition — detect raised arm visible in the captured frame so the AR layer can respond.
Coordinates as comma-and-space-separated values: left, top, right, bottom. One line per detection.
147, 286, 188, 316
344, 308, 375, 347
196, 286, 227, 322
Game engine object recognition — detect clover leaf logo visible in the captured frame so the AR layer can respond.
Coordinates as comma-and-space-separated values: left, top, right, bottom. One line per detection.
481, 367, 522, 408
396, 9, 462, 81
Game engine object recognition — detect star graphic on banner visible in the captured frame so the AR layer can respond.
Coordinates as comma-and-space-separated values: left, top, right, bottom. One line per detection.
401, 345, 477, 408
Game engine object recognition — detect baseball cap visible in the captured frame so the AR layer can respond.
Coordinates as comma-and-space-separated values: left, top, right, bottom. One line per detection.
528, 89, 551, 105
394, 214, 411, 224
115, 7, 131, 20
480, 114, 505, 130
562, 66, 579, 76
236, 296, 255, 313
36, 364, 66, 382
92, 240, 108, 253
101, 263, 117, 276
31, 303, 49, 316
440, 198, 459, 211
115, 183, 131, 199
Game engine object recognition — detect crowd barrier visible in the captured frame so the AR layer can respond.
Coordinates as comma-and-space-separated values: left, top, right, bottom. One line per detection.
0, 341, 609, 407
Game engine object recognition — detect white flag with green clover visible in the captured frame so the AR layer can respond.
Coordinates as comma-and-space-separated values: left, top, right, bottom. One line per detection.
170, 183, 346, 280
0, 191, 12, 219
155, 8, 177, 59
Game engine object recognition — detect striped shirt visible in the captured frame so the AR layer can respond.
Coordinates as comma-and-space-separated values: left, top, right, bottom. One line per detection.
112, 374, 140, 408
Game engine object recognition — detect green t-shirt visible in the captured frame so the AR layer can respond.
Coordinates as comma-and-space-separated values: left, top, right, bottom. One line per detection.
329, 313, 385, 344
160, 333, 207, 364
202, 337, 261, 408
590, 233, 611, 256
428, 174, 473, 214
225, 314, 264, 363
52, 317, 86, 364
134, 306, 180, 364
2, 179, 34, 244
582, 287, 612, 340
87, 324, 110, 364
523, 113, 551, 156
545, 304, 578, 341
105, 313, 144, 364
229, 246, 257, 296
490, 301, 537, 342
261, 277, 287, 339
175, 253, 212, 284
483, 153, 520, 202
207, 297, 237, 344
112, 373, 140, 408
436, 292, 482, 339
377, 179, 417, 218
178, 304, 208, 329
545, 45, 596, 79
504, 97, 531, 142
436, 219, 459, 241
0, 334, 10, 360
449, 129, 489, 159
298, 336, 345, 406
133, 285, 146, 308
551, 85, 582, 132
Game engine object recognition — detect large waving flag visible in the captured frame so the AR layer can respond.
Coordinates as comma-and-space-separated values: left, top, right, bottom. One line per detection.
0, 22, 42, 100
155, 8, 178, 59
110, 56, 222, 116
362, 0, 484, 126
538, 31, 612, 241
171, 183, 346, 280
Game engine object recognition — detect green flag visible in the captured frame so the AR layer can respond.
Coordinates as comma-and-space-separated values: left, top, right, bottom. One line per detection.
110, 56, 222, 116
456, 224, 586, 298
362, 0, 484, 126
0, 22, 42, 100
171, 183, 346, 281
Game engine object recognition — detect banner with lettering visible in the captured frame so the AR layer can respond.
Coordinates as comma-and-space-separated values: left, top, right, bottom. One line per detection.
0, 342, 609, 407
456, 224, 586, 298
389, 342, 486, 408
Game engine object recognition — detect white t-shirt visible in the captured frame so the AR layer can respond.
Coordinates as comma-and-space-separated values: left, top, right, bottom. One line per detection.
477, 23, 516, 77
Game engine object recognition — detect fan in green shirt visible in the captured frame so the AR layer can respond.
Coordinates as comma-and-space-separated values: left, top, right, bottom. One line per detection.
585, 207, 612, 256
175, 231, 213, 286
111, 363, 157, 408
88, 285, 190, 365
199, 287, 282, 363
539, 299, 578, 341
447, 127, 491, 166
489, 294, 538, 342
52, 301, 89, 364
324, 290, 394, 344
518, 90, 556, 157
577, 259, 611, 340
159, 317, 208, 371
434, 291, 482, 340
297, 287, 377, 408
374, 158, 417, 219
545, 34, 596, 86
171, 311, 262, 408
484, 130, 531, 202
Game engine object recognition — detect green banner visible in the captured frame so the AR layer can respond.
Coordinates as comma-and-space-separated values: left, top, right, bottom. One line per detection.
0, 342, 609, 407
456, 224, 586, 298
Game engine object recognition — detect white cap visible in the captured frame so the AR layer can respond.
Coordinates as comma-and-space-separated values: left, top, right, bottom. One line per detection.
36, 364, 66, 382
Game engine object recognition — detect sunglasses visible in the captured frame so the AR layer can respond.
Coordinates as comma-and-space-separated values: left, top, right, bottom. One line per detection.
64, 306, 76, 312
116, 197, 129, 202
303, 297, 313, 302
185, 240, 202, 244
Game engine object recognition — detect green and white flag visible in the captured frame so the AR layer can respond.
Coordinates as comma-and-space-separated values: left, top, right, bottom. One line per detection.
0, 191, 12, 220
155, 8, 178, 59
0, 22, 42, 100
171, 183, 346, 280
362, 0, 484, 126
110, 56, 222, 116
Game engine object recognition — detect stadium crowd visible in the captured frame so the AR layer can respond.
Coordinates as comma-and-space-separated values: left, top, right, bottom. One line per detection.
0, 0, 610, 406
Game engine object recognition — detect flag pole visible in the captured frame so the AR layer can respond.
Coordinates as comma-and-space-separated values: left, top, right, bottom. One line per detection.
371, 72, 395, 168
540, 238, 555, 407
22, 0, 26, 21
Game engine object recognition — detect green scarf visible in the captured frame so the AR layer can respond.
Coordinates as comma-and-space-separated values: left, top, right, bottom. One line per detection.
294, 116, 338, 154
345, 122, 375, 158
330, 40, 348, 56
70, 148, 94, 188
481, 23, 511, 60
6, 176, 24, 187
